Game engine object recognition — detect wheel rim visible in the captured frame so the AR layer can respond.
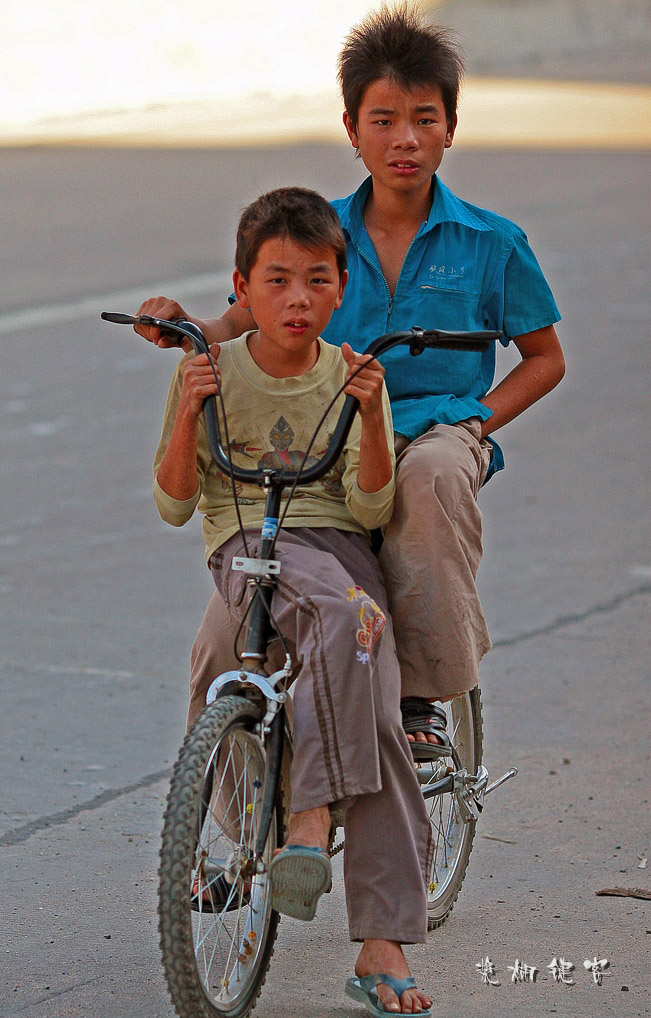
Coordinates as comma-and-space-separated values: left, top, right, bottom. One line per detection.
420, 692, 478, 921
191, 725, 275, 1011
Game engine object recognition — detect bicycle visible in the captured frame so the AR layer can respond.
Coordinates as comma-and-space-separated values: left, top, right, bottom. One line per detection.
102, 312, 518, 1018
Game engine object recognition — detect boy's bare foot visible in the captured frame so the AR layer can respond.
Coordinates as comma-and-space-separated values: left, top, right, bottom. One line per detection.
355, 940, 431, 1014
274, 805, 331, 856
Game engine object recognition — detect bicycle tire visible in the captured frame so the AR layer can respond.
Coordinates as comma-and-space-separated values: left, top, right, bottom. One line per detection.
159, 695, 283, 1018
423, 686, 483, 930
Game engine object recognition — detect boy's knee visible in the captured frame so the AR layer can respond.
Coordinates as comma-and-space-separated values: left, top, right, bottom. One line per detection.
190, 590, 240, 686
395, 425, 483, 515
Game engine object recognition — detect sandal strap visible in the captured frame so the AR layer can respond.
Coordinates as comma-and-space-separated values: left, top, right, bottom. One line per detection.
358, 974, 417, 999
400, 696, 447, 736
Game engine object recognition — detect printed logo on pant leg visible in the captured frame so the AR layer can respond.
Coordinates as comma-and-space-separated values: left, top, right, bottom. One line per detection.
346, 585, 386, 650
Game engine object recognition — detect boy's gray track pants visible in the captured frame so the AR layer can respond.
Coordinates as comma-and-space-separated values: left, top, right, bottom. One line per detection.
210, 527, 430, 944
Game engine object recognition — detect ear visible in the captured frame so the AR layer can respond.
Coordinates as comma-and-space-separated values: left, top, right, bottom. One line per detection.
445, 113, 457, 149
335, 268, 349, 310
233, 268, 249, 309
343, 110, 359, 150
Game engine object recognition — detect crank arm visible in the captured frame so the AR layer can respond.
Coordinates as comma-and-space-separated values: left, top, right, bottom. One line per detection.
460, 765, 518, 823
456, 765, 489, 822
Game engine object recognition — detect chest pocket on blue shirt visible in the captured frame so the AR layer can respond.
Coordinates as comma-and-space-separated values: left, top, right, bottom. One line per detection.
414, 281, 483, 332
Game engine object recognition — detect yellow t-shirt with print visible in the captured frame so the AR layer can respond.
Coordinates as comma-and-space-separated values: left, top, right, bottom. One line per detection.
153, 332, 395, 561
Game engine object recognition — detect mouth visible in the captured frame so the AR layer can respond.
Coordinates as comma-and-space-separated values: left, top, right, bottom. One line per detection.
284, 319, 310, 332
389, 160, 421, 173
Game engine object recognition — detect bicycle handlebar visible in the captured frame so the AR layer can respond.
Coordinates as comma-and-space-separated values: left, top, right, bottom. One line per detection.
101, 312, 501, 488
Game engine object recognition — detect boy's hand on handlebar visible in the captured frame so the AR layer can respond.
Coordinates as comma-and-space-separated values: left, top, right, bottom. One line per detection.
134, 296, 192, 350
342, 343, 385, 417
178, 347, 222, 418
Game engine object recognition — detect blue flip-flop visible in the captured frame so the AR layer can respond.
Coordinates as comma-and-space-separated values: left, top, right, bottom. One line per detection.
268, 845, 332, 921
345, 974, 432, 1017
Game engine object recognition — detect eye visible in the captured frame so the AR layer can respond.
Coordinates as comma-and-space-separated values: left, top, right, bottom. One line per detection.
373, 118, 391, 126
417, 117, 435, 125
268, 276, 286, 285
311, 276, 330, 285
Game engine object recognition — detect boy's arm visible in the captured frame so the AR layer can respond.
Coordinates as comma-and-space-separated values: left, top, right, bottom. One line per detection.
341, 343, 393, 492
480, 324, 565, 436
340, 343, 395, 531
154, 349, 221, 523
133, 296, 255, 351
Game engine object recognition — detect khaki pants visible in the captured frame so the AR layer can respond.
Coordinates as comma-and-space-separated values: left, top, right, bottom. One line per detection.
380, 417, 493, 700
187, 417, 492, 726
211, 527, 430, 943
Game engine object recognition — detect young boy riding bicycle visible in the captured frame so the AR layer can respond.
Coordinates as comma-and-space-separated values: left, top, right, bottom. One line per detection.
154, 186, 434, 1016
136, 6, 564, 760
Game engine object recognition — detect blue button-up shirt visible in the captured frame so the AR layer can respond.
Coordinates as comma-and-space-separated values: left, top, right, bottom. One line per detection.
322, 175, 561, 477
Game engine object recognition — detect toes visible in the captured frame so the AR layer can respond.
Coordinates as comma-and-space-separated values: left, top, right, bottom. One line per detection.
401, 989, 431, 1014
401, 990, 422, 1013
375, 986, 401, 1013
376, 985, 403, 1009
411, 731, 442, 746
375, 986, 429, 1015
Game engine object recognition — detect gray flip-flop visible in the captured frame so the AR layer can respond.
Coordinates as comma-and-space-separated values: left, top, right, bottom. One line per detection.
345, 974, 432, 1017
268, 844, 332, 921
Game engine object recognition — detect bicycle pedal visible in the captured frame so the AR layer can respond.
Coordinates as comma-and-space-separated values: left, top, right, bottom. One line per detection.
484, 767, 518, 796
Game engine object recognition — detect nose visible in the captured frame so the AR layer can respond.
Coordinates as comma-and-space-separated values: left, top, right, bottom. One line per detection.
392, 120, 417, 150
287, 282, 309, 308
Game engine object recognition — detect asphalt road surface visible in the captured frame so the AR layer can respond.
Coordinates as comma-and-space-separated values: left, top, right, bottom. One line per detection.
1, 145, 649, 1018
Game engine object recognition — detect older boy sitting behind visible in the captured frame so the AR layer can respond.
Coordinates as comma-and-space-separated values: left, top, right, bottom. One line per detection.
137, 6, 564, 757
153, 187, 434, 1016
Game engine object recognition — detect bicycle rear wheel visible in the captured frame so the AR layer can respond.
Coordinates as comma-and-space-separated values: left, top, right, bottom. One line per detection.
159, 695, 282, 1018
421, 686, 483, 930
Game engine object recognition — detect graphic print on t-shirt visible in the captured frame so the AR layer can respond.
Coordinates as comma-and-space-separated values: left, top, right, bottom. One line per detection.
259, 416, 320, 471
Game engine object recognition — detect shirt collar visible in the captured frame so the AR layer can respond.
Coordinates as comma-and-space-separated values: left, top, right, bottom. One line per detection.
337, 174, 491, 241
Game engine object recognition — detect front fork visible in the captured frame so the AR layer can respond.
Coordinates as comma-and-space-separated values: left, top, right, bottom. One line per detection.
206, 661, 292, 876
207, 474, 290, 870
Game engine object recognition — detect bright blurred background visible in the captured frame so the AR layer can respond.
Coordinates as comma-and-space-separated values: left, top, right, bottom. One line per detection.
1, 0, 650, 147
0, 0, 377, 124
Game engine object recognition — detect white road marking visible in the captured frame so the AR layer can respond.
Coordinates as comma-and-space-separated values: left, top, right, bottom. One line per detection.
0, 270, 232, 336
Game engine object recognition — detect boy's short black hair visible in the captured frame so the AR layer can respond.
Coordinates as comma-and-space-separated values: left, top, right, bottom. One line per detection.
338, 4, 464, 128
235, 187, 347, 280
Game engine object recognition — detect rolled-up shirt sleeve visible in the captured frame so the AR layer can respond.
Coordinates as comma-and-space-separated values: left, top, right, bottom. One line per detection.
347, 475, 395, 530
153, 476, 200, 526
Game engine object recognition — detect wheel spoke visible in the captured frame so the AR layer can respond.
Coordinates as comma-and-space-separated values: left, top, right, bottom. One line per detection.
159, 695, 280, 1017
426, 690, 482, 929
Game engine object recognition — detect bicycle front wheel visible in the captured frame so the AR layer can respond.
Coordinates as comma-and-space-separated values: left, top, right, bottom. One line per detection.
422, 686, 483, 930
159, 695, 282, 1018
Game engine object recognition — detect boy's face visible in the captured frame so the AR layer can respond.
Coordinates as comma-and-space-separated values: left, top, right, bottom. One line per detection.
343, 77, 456, 199
234, 237, 347, 362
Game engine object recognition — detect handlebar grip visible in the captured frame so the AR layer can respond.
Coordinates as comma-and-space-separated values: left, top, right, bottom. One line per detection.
101, 311, 187, 343
101, 311, 138, 325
